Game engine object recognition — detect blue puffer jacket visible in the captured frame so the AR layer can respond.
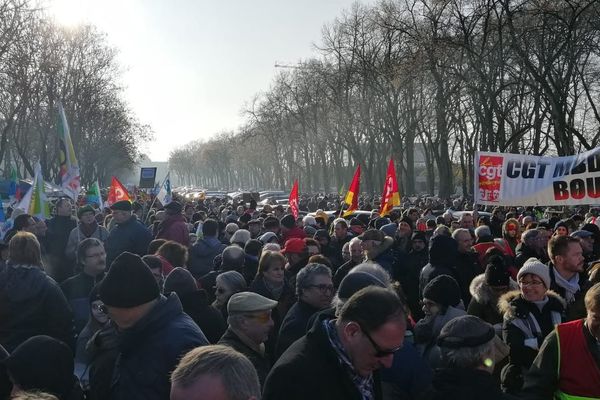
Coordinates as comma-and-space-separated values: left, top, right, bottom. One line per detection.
110, 293, 207, 400
188, 236, 226, 279
105, 216, 153, 267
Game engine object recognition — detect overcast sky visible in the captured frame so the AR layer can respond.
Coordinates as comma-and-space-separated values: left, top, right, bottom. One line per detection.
48, 0, 372, 161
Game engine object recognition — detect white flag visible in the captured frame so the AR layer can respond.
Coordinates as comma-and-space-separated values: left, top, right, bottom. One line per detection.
156, 172, 172, 206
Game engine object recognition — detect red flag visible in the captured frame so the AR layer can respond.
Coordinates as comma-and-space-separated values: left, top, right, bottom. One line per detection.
379, 159, 401, 216
288, 179, 299, 219
343, 165, 361, 217
107, 176, 131, 206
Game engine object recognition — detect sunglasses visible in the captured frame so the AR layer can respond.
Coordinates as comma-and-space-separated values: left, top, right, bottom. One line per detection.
358, 323, 402, 357
247, 311, 271, 324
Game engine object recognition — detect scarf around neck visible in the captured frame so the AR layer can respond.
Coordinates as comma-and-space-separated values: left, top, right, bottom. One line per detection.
553, 267, 580, 303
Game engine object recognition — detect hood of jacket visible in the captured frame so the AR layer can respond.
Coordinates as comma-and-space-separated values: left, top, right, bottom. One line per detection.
119, 293, 184, 353
469, 274, 519, 305
429, 235, 458, 268
498, 289, 566, 320
194, 236, 224, 256
0, 264, 51, 303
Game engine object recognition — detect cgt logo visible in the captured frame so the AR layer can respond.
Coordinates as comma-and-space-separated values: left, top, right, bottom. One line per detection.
479, 164, 502, 180
478, 155, 503, 202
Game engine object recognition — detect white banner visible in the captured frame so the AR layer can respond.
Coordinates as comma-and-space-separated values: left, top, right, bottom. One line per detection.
474, 148, 600, 206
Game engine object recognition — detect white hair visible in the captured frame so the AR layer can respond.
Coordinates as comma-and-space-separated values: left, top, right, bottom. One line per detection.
262, 243, 281, 252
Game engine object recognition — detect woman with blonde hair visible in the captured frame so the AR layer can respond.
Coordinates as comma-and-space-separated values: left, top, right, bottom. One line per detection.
0, 232, 74, 352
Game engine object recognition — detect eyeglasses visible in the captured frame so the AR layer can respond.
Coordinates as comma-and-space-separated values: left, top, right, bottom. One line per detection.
519, 280, 544, 287
215, 287, 226, 294
306, 284, 334, 294
92, 303, 107, 314
358, 323, 402, 358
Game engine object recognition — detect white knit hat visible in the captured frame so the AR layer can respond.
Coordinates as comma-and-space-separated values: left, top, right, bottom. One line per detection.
518, 258, 551, 289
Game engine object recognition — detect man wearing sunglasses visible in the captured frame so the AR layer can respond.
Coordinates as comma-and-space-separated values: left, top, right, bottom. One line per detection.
263, 286, 406, 400
218, 291, 278, 388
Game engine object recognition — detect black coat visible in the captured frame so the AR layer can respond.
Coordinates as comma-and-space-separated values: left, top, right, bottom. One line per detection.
110, 294, 208, 400
0, 263, 75, 352
498, 290, 566, 394
218, 328, 271, 387
46, 215, 77, 258
60, 272, 104, 335
419, 235, 459, 300
401, 249, 429, 320
179, 289, 226, 344
514, 243, 539, 269
263, 314, 383, 400
275, 300, 321, 358
454, 251, 482, 305
421, 368, 516, 400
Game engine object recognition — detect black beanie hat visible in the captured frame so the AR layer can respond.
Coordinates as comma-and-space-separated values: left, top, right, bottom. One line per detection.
100, 252, 160, 307
423, 274, 461, 307
164, 267, 197, 298
338, 272, 386, 300
4, 335, 75, 398
484, 256, 510, 287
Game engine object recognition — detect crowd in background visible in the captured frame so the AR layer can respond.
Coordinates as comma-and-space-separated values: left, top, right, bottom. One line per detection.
0, 192, 599, 400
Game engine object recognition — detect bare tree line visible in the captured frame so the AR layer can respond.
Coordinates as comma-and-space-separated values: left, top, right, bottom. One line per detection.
169, 0, 600, 197
0, 0, 151, 187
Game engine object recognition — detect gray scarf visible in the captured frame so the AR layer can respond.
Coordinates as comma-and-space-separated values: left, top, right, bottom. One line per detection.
553, 267, 580, 303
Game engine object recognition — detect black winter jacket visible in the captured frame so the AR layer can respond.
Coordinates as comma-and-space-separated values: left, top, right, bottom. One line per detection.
105, 216, 152, 267
498, 290, 566, 394
275, 300, 321, 358
109, 294, 207, 400
218, 328, 271, 387
0, 263, 75, 352
263, 314, 382, 400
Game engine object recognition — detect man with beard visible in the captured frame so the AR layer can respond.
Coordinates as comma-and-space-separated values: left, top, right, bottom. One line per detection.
548, 235, 592, 320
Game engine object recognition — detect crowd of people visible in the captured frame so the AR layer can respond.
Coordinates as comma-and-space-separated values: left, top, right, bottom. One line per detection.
0, 193, 599, 400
